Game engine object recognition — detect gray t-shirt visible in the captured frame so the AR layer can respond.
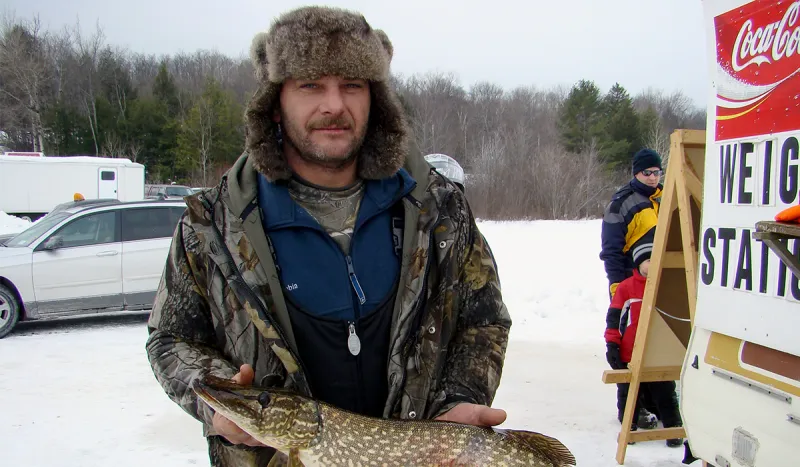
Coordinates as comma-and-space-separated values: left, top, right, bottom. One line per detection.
287, 177, 365, 254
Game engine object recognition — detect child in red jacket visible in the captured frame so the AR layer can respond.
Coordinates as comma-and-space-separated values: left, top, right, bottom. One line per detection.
605, 252, 683, 447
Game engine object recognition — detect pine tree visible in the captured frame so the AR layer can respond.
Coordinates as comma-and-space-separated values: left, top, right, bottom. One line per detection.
558, 80, 605, 154
152, 62, 180, 117
601, 83, 642, 169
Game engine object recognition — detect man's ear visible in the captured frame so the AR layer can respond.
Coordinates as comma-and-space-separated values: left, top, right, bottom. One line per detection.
272, 109, 281, 123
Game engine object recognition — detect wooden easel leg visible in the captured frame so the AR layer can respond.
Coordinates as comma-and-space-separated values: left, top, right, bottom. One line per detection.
615, 366, 642, 464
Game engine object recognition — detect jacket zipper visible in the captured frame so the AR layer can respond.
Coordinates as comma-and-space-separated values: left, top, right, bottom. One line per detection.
346, 255, 367, 307
346, 238, 367, 413
346, 256, 364, 357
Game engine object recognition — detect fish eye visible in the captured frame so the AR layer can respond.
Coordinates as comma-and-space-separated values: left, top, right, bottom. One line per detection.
258, 392, 271, 407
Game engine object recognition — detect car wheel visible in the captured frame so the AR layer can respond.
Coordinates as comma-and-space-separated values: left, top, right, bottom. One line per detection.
0, 285, 21, 339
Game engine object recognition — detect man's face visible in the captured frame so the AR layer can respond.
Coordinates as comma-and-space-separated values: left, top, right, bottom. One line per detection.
276, 76, 371, 169
635, 166, 662, 188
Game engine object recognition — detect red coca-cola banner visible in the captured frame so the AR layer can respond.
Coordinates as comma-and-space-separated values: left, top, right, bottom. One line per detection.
713, 0, 800, 141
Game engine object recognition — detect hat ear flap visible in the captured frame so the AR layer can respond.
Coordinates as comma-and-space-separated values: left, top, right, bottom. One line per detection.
374, 29, 393, 61
250, 32, 270, 81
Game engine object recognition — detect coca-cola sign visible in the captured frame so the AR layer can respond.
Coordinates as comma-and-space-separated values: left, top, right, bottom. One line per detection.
714, 0, 800, 141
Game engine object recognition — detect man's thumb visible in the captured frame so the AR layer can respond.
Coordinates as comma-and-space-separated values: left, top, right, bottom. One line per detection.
479, 407, 507, 427
232, 364, 255, 385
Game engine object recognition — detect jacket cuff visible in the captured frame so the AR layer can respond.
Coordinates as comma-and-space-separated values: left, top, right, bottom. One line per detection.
432, 394, 480, 419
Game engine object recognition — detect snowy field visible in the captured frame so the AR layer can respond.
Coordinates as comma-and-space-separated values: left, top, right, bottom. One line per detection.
0, 217, 688, 466
0, 211, 32, 233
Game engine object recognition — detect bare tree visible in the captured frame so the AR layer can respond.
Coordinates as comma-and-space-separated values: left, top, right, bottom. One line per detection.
73, 19, 105, 154
0, 13, 52, 152
126, 139, 142, 163
100, 131, 124, 157
643, 116, 672, 169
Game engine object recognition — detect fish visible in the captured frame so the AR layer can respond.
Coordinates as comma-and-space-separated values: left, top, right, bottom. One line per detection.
193, 374, 577, 466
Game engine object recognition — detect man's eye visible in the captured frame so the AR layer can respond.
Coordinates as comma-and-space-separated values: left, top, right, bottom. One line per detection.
300, 83, 317, 89
345, 83, 363, 89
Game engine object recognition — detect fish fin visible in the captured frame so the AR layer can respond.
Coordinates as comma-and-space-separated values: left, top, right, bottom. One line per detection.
287, 448, 304, 467
266, 452, 287, 467
267, 451, 304, 467
506, 430, 576, 466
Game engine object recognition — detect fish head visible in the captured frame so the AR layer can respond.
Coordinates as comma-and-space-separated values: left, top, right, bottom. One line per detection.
193, 374, 321, 449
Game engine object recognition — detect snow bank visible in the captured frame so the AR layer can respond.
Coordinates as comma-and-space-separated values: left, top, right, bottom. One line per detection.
0, 220, 687, 466
0, 211, 31, 235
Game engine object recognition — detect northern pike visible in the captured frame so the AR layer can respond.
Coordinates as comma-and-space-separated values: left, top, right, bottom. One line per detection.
193, 374, 577, 466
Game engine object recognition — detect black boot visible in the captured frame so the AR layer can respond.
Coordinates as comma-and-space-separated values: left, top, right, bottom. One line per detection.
637, 407, 658, 429
666, 437, 683, 447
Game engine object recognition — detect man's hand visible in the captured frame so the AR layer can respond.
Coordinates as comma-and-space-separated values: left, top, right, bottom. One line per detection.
211, 364, 266, 447
435, 402, 507, 427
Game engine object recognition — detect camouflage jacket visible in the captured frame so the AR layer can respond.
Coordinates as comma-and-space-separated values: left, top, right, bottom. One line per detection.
145, 151, 511, 466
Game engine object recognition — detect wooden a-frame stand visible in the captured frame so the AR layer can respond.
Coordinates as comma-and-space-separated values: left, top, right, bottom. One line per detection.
601, 129, 706, 464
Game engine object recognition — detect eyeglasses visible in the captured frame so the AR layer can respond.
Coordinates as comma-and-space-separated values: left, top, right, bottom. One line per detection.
641, 169, 663, 177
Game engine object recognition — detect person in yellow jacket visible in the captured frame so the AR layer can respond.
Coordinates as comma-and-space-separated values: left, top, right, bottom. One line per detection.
599, 148, 663, 430
599, 148, 663, 298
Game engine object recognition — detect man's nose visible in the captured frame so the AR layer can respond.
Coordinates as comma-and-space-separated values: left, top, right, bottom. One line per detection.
319, 87, 345, 115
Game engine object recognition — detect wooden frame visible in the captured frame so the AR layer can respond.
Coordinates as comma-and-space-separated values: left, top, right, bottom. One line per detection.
601, 129, 706, 464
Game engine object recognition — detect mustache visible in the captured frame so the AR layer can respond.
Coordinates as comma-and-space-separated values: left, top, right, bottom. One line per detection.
308, 116, 353, 130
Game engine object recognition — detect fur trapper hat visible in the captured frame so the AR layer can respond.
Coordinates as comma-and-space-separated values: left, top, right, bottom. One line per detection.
245, 6, 409, 182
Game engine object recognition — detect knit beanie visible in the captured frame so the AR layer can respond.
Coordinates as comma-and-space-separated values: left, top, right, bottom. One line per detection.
631, 227, 655, 271
632, 148, 662, 176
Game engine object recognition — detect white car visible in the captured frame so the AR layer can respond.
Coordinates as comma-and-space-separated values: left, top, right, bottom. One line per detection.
0, 199, 187, 338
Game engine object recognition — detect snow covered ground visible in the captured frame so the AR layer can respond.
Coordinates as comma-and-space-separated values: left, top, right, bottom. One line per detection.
0, 211, 31, 235
0, 219, 688, 466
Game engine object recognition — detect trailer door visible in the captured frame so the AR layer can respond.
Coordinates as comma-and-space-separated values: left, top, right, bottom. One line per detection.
98, 168, 118, 199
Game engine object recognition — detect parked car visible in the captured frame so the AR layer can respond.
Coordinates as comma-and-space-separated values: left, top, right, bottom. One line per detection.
144, 184, 193, 199
0, 199, 187, 338
0, 198, 122, 246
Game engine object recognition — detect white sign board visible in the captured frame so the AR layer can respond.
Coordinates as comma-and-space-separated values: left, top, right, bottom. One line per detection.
696, 0, 800, 357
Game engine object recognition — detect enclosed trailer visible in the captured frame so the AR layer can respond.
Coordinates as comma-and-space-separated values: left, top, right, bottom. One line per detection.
0, 155, 145, 220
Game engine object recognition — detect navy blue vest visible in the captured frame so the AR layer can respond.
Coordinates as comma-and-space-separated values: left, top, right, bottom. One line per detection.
257, 170, 416, 416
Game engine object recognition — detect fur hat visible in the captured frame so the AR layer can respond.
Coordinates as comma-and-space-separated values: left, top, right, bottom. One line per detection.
631, 148, 662, 176
245, 6, 409, 182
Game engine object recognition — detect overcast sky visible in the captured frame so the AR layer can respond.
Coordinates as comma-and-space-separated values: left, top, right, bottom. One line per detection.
4, 0, 710, 106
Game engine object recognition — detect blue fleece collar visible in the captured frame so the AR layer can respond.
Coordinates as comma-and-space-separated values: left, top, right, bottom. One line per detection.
257, 169, 416, 231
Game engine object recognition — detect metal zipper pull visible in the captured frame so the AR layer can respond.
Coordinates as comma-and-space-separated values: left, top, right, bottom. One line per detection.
346, 256, 367, 305
347, 322, 361, 356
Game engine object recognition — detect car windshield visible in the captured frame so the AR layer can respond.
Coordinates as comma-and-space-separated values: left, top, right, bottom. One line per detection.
165, 186, 192, 197
3, 212, 72, 248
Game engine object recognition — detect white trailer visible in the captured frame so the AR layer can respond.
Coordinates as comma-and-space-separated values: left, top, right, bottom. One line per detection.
0, 155, 145, 220
681, 1, 800, 466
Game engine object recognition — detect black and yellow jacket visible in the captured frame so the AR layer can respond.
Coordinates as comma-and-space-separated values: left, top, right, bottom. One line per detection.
599, 179, 662, 296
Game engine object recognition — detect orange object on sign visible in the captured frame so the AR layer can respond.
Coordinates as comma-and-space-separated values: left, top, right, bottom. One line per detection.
775, 205, 800, 223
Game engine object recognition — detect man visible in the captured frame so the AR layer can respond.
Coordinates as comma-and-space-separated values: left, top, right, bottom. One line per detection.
145, 6, 510, 467
600, 148, 663, 298
599, 147, 663, 430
